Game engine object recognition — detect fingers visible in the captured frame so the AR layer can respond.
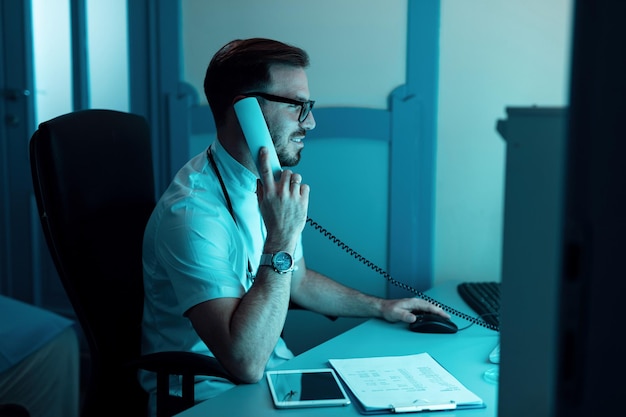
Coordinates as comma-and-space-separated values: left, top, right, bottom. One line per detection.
257, 148, 307, 196
257, 166, 308, 211
416, 300, 450, 319
256, 149, 309, 244
289, 174, 302, 187
384, 298, 450, 324
288, 174, 309, 196
257, 147, 276, 189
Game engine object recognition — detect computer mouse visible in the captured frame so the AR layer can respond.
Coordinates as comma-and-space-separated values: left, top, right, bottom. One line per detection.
408, 313, 458, 334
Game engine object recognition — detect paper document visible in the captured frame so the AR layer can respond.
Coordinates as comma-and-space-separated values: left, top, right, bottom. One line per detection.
329, 353, 484, 413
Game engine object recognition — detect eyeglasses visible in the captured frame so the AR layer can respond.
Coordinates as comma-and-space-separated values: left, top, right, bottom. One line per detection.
245, 92, 315, 123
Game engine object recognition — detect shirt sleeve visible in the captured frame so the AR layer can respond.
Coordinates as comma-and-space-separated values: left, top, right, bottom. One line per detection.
155, 200, 249, 316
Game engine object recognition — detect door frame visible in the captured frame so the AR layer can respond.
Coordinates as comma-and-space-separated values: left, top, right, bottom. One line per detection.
0, 0, 182, 308
0, 0, 37, 300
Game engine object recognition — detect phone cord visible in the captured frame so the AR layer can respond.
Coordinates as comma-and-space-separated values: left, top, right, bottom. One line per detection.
305, 217, 500, 332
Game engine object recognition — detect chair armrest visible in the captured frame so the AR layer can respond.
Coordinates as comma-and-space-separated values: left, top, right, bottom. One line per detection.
131, 351, 235, 382
130, 351, 241, 417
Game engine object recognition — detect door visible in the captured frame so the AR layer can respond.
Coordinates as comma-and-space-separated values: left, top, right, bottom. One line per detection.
1, 0, 87, 313
1, 0, 132, 314
1, 0, 185, 313
0, 0, 38, 303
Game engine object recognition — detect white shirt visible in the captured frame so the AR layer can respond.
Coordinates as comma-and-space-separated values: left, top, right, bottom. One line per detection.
140, 139, 300, 400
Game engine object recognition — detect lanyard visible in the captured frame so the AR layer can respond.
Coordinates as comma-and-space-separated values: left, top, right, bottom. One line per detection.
206, 146, 254, 279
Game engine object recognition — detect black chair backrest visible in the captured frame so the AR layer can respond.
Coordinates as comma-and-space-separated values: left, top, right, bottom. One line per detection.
29, 109, 156, 416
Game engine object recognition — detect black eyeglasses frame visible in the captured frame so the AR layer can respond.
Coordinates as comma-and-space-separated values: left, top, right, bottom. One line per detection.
244, 92, 315, 123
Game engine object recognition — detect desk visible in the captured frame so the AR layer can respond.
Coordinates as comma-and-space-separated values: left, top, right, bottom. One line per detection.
175, 281, 499, 416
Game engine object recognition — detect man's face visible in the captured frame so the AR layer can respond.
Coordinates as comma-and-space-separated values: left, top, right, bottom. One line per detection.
261, 65, 316, 167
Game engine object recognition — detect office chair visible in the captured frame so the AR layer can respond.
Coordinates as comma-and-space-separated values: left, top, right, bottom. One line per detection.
0, 404, 30, 417
29, 109, 233, 417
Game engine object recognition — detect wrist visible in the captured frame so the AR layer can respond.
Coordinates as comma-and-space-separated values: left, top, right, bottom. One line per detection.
263, 236, 297, 256
372, 297, 388, 319
259, 251, 295, 274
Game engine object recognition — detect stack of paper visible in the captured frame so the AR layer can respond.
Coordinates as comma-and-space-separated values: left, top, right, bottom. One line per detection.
329, 353, 484, 414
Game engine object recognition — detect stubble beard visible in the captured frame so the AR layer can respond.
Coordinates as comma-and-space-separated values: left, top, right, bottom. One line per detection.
274, 131, 304, 167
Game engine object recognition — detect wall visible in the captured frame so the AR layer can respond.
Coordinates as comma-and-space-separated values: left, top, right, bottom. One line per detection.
181, 0, 407, 109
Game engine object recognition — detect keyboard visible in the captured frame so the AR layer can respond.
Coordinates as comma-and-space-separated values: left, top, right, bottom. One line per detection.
457, 282, 501, 327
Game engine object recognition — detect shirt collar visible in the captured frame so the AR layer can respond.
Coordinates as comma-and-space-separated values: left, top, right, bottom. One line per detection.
209, 139, 258, 193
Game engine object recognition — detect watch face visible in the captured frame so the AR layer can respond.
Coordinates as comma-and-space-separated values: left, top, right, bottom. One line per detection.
273, 252, 293, 272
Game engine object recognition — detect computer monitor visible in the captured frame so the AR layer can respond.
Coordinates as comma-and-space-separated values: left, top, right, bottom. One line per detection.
498, 1, 626, 416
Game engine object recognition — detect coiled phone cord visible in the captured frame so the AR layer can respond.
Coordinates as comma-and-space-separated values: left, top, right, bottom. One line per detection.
305, 217, 500, 332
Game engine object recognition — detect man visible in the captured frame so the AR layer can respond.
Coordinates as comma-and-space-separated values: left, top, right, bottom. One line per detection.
140, 38, 448, 410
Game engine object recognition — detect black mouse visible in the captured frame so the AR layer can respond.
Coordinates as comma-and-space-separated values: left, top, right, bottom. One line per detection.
408, 313, 458, 334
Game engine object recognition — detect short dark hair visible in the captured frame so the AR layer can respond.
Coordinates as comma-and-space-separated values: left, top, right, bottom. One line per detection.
203, 38, 310, 128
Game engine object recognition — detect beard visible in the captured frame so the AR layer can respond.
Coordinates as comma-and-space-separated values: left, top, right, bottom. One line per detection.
277, 147, 302, 167
273, 130, 305, 167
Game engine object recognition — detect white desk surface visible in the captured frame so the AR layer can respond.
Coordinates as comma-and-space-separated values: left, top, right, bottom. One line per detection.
175, 281, 500, 417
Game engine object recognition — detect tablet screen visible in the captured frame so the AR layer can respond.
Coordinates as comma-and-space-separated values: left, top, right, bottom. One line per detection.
266, 368, 351, 409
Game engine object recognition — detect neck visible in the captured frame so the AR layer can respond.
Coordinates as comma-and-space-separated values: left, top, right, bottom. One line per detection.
216, 131, 257, 176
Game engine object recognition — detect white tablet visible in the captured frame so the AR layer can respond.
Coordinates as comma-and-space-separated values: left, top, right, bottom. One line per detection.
266, 368, 351, 409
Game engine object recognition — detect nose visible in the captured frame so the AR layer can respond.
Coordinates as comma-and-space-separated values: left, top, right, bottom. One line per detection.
301, 110, 316, 130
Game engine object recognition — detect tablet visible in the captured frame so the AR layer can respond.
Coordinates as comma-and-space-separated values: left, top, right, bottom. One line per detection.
266, 368, 351, 409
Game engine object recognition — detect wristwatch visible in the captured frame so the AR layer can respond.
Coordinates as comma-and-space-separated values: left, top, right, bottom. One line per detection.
259, 251, 294, 274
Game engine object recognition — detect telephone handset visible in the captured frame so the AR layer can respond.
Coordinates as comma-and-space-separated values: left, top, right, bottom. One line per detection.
234, 96, 283, 183
233, 96, 498, 332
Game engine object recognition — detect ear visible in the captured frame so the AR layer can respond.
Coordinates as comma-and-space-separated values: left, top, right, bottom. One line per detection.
232, 95, 247, 105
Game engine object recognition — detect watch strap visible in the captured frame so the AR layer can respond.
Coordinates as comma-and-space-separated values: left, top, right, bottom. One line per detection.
259, 252, 294, 274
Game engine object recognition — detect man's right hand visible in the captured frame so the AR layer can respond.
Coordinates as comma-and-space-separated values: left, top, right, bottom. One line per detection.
256, 147, 309, 252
